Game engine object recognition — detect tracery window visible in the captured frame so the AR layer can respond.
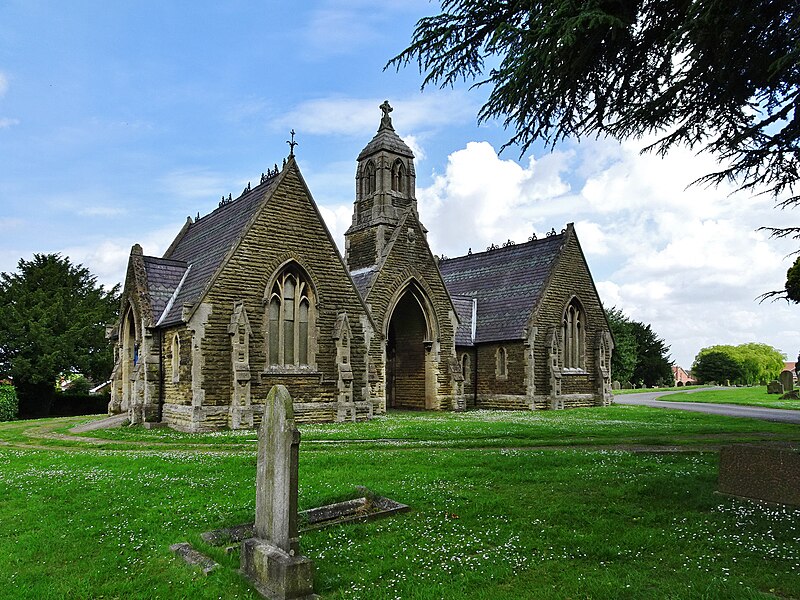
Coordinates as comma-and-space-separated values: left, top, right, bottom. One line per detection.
562, 299, 585, 369
267, 267, 314, 367
391, 159, 405, 193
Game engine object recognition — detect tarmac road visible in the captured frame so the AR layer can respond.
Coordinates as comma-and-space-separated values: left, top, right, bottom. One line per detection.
613, 387, 800, 425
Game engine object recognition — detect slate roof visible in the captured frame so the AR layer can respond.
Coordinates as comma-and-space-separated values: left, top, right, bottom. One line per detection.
154, 172, 280, 326
451, 295, 475, 346
350, 266, 378, 298
357, 117, 414, 160
439, 233, 566, 343
142, 256, 188, 324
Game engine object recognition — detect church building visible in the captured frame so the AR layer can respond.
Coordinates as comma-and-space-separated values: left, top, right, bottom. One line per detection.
109, 103, 613, 431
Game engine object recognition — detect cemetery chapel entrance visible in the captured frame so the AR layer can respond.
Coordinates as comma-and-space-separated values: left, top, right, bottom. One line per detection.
386, 286, 433, 410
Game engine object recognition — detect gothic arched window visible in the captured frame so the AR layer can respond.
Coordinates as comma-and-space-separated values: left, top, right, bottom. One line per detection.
461, 353, 471, 382
171, 333, 180, 383
365, 160, 377, 195
266, 267, 314, 367
496, 346, 508, 379
391, 159, 405, 193
562, 298, 586, 369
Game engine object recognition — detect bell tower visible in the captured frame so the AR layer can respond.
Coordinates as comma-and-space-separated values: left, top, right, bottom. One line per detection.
345, 101, 418, 271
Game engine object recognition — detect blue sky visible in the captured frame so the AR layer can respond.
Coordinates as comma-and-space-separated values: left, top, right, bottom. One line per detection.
1, 1, 797, 369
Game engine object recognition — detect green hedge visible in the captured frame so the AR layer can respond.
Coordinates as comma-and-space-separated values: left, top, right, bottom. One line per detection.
50, 393, 109, 417
0, 385, 19, 421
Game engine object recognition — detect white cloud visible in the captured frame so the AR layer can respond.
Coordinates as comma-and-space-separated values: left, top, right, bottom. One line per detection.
272, 91, 477, 138
0, 72, 8, 97
62, 225, 180, 289
318, 203, 352, 254
0, 118, 19, 129
418, 141, 573, 254
416, 138, 799, 368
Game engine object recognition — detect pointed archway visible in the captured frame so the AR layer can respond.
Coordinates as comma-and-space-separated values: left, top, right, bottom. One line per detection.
386, 284, 435, 410
121, 306, 138, 412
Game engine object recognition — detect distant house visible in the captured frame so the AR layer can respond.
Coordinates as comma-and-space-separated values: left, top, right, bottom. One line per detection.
672, 365, 695, 386
785, 362, 797, 381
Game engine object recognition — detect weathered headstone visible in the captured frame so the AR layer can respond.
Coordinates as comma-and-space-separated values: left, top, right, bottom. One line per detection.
612, 380, 621, 391
767, 380, 784, 395
240, 385, 317, 600
718, 445, 800, 506
780, 370, 794, 393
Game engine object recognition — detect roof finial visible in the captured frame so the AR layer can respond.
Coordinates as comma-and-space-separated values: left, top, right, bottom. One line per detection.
379, 100, 394, 130
287, 129, 298, 157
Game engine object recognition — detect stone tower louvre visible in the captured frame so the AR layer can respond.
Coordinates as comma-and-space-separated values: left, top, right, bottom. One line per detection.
345, 101, 418, 271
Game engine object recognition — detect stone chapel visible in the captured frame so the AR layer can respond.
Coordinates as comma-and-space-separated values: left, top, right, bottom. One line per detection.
109, 103, 613, 431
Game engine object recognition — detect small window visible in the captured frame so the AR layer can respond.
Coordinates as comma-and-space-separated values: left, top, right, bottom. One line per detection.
391, 159, 405, 193
171, 334, 180, 383
496, 347, 507, 379
365, 160, 376, 195
461, 353, 471, 382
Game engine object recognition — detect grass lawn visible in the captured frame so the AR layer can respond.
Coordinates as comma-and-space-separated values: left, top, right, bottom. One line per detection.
659, 386, 800, 411
0, 406, 798, 599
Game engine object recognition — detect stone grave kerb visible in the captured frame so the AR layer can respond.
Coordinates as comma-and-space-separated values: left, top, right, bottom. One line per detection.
255, 384, 301, 556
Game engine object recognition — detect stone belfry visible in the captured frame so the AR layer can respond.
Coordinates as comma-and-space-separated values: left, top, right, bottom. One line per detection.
345, 101, 419, 271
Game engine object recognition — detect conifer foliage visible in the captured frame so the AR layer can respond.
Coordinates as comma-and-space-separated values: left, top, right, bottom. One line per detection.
391, 0, 799, 297
605, 307, 672, 387
0, 254, 119, 416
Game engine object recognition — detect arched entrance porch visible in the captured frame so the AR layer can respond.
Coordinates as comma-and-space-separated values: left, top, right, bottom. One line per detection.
385, 283, 436, 410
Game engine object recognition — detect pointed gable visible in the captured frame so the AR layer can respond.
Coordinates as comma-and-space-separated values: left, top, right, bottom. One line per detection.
438, 232, 566, 343
156, 172, 281, 326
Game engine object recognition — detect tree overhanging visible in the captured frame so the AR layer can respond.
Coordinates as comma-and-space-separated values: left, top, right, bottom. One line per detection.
389, 0, 800, 299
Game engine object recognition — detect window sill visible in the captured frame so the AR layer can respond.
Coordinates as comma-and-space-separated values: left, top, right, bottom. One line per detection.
261, 366, 322, 376
561, 368, 588, 375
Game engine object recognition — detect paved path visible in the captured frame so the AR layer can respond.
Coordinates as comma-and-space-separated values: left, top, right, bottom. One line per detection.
614, 388, 800, 424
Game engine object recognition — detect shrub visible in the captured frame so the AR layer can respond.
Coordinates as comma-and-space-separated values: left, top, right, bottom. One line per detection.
0, 385, 19, 421
51, 392, 110, 417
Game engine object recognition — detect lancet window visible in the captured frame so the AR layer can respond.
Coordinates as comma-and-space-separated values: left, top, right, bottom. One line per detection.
391, 159, 405, 193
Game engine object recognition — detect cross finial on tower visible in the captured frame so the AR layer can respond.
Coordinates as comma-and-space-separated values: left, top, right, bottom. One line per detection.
286, 129, 298, 156
379, 100, 394, 130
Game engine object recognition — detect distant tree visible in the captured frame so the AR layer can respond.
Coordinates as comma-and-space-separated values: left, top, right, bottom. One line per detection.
0, 254, 119, 417
692, 348, 744, 384
605, 307, 636, 384
629, 321, 673, 387
692, 343, 785, 385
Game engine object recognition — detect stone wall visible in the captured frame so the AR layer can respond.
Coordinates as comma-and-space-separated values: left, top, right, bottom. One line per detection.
531, 230, 609, 407
162, 163, 375, 430
474, 342, 530, 410
363, 211, 463, 412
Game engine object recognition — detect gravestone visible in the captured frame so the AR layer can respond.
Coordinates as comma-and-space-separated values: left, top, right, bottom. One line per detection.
612, 381, 621, 391
240, 385, 317, 600
718, 445, 800, 506
767, 380, 784, 395
780, 370, 794, 393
